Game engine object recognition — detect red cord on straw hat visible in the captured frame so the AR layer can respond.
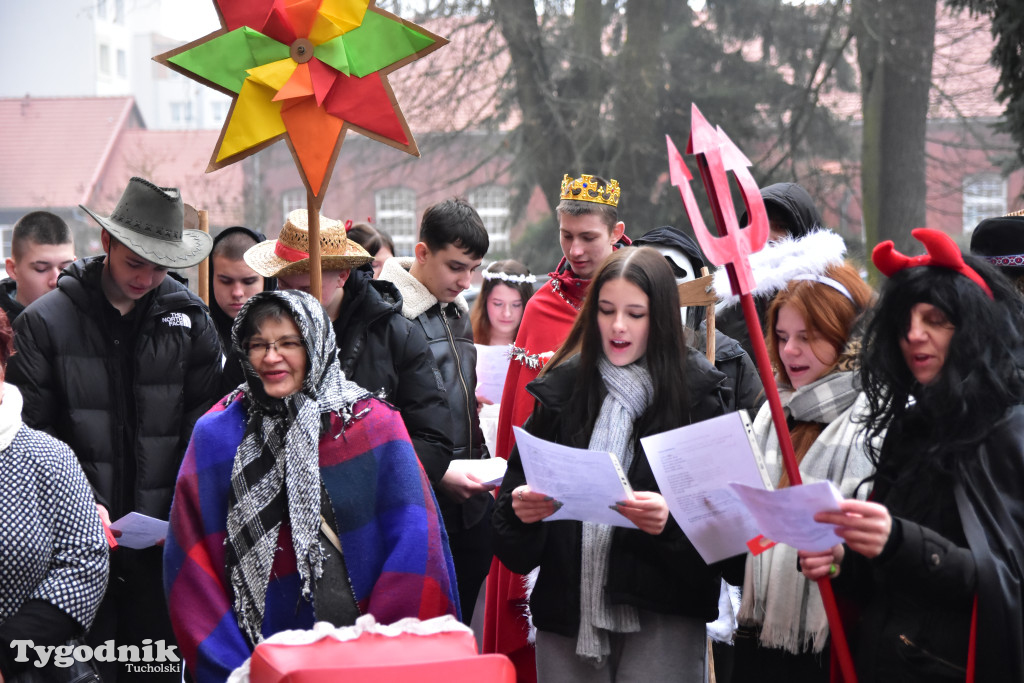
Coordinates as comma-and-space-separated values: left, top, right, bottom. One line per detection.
872, 228, 994, 299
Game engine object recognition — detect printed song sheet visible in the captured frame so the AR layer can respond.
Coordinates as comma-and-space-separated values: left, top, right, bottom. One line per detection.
641, 411, 772, 563
109, 512, 168, 549
727, 480, 845, 552
513, 426, 638, 528
475, 344, 512, 404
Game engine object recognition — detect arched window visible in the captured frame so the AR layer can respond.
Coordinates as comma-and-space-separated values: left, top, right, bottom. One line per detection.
375, 187, 417, 257
468, 185, 511, 256
963, 173, 1007, 234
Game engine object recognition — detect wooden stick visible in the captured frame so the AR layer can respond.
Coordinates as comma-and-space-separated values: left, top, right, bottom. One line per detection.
307, 189, 322, 302
702, 267, 715, 363
197, 210, 210, 305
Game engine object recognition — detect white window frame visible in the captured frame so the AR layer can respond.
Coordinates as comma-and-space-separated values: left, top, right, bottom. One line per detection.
375, 188, 417, 257
99, 43, 111, 75
281, 189, 305, 220
962, 173, 1007, 234
0, 225, 13, 260
469, 185, 511, 256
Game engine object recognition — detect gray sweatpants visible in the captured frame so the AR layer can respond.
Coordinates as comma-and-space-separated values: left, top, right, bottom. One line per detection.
534, 609, 707, 683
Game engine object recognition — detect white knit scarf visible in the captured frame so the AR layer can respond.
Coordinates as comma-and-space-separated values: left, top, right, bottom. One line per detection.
737, 370, 876, 653
576, 356, 653, 666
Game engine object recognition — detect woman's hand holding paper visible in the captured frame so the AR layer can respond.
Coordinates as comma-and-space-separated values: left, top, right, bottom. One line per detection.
612, 491, 669, 535
512, 486, 561, 524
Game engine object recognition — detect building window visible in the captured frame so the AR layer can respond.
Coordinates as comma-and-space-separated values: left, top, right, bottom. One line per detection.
116, 49, 127, 78
99, 44, 110, 75
469, 185, 511, 256
170, 102, 193, 125
963, 173, 1007, 234
114, 0, 124, 24
281, 189, 304, 219
375, 188, 417, 257
96, 0, 107, 19
0, 225, 12, 260
210, 100, 230, 125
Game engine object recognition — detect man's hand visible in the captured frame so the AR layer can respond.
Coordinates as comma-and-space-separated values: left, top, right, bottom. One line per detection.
440, 460, 497, 502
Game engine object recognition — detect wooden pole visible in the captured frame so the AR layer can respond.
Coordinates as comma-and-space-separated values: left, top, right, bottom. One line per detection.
307, 189, 322, 302
197, 209, 210, 305
701, 266, 715, 363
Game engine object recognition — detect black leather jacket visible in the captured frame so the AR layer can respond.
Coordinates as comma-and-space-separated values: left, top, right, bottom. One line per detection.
381, 258, 488, 530
333, 269, 454, 485
492, 353, 744, 637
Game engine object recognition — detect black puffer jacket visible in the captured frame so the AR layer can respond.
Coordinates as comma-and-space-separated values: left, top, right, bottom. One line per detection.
492, 353, 745, 637
0, 278, 24, 323
333, 267, 453, 484
692, 326, 764, 414
380, 257, 488, 530
8, 256, 223, 520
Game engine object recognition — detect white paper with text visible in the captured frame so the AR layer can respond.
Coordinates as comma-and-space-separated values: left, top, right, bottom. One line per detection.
513, 426, 637, 528
641, 411, 771, 563
727, 480, 845, 552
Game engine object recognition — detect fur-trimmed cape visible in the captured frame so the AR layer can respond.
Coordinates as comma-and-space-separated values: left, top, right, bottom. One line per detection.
163, 394, 459, 683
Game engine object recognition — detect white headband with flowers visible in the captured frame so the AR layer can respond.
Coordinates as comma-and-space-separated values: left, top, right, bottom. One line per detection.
482, 270, 537, 284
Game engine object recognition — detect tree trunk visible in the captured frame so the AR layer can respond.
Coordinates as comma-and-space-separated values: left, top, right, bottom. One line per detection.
855, 0, 937, 266
612, 0, 668, 234
491, 0, 576, 214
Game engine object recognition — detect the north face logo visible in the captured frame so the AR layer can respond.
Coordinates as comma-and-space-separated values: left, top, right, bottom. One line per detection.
161, 312, 191, 329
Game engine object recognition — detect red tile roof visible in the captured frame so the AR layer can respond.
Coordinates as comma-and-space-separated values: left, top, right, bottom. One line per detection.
390, 17, 517, 134
95, 128, 245, 227
0, 96, 141, 210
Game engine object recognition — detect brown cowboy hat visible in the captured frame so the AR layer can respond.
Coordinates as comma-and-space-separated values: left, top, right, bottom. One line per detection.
244, 209, 372, 277
80, 177, 213, 268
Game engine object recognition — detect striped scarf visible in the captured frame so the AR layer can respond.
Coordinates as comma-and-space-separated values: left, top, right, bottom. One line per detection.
224, 290, 370, 647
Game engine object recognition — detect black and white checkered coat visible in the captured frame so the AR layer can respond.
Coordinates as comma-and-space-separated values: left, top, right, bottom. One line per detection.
0, 425, 108, 629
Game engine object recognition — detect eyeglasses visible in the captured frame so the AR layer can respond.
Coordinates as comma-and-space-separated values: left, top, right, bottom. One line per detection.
246, 336, 304, 359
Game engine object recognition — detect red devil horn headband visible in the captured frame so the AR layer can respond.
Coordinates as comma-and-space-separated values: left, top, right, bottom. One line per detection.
872, 228, 994, 299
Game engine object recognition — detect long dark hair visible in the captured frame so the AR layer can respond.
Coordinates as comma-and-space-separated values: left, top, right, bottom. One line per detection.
545, 247, 690, 442
860, 257, 1024, 476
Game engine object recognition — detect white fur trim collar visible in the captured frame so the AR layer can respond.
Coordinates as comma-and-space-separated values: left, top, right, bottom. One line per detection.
714, 230, 847, 309
380, 256, 469, 320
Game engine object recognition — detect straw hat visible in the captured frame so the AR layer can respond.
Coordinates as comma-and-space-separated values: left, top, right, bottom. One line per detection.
80, 177, 212, 268
244, 210, 373, 277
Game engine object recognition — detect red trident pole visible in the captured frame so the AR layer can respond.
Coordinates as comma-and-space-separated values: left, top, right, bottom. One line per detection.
667, 104, 858, 683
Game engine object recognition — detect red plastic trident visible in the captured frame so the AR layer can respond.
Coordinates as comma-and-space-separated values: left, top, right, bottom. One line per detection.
667, 104, 858, 683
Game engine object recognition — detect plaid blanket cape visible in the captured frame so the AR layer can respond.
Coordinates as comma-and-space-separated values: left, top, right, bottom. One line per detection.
164, 395, 459, 682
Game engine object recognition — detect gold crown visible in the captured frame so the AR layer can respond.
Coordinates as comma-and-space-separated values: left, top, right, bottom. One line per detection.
559, 174, 621, 207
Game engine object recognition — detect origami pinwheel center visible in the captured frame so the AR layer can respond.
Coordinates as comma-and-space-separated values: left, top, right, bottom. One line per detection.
291, 38, 314, 64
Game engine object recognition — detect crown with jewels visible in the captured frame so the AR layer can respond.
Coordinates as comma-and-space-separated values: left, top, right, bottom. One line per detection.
560, 174, 621, 207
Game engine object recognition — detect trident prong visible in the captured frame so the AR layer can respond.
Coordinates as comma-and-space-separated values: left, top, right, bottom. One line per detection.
667, 104, 768, 296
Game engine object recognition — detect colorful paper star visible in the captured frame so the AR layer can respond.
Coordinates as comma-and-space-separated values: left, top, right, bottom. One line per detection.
154, 0, 447, 202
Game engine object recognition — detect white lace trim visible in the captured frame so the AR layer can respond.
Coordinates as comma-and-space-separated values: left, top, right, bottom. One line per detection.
227, 615, 472, 682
